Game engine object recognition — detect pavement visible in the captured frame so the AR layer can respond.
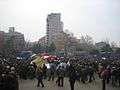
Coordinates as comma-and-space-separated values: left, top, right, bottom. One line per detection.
19, 78, 120, 90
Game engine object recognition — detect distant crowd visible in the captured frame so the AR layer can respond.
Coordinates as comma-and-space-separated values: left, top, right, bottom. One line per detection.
0, 53, 120, 90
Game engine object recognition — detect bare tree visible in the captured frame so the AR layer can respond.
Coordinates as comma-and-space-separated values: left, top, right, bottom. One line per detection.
79, 35, 94, 51
102, 38, 110, 44
110, 41, 117, 48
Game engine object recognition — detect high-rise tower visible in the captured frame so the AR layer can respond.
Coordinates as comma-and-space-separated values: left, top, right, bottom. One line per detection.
46, 13, 63, 44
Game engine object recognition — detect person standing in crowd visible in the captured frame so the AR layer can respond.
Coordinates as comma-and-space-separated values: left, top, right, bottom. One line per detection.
0, 73, 19, 90
5, 66, 11, 74
27, 65, 35, 79
88, 66, 94, 83
68, 64, 76, 90
118, 67, 120, 87
0, 62, 4, 76
0, 66, 19, 90
101, 67, 108, 90
42, 64, 47, 79
36, 67, 44, 87
75, 64, 81, 82
32, 62, 37, 71
111, 67, 117, 86
57, 66, 65, 87
81, 66, 87, 83
19, 64, 28, 80
48, 62, 55, 81
106, 66, 111, 84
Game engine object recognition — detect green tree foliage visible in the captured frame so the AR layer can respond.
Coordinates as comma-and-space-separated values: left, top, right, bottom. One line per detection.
115, 48, 120, 54
31, 43, 42, 54
31, 42, 56, 54
79, 35, 94, 51
44, 45, 49, 53
48, 42, 56, 53
89, 49, 99, 55
101, 44, 113, 53
75, 44, 83, 51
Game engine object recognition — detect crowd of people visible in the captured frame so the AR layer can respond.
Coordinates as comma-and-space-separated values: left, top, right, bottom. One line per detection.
0, 53, 120, 90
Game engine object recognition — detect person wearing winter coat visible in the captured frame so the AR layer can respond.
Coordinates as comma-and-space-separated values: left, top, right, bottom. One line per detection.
68, 64, 77, 90
36, 67, 44, 87
57, 66, 65, 87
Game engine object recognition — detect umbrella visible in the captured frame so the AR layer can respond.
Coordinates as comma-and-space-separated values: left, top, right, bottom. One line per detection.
31, 56, 47, 67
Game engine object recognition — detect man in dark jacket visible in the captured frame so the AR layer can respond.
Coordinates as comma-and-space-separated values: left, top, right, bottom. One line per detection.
36, 67, 44, 87
117, 67, 120, 87
88, 66, 94, 83
42, 64, 47, 79
57, 66, 65, 87
68, 64, 76, 90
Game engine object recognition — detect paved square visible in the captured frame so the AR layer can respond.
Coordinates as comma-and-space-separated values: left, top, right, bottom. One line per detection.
19, 78, 120, 90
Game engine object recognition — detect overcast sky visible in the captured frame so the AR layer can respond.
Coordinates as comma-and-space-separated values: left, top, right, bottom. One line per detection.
0, 0, 120, 44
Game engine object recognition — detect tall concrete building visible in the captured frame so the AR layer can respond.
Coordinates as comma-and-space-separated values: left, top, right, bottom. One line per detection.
46, 13, 63, 44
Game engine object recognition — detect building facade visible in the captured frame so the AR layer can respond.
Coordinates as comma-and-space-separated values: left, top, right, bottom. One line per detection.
38, 36, 47, 46
95, 42, 107, 50
2, 27, 25, 51
46, 13, 63, 44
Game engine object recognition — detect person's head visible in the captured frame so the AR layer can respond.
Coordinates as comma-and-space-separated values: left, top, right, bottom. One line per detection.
6, 66, 10, 69
43, 64, 45, 66
11, 67, 15, 71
